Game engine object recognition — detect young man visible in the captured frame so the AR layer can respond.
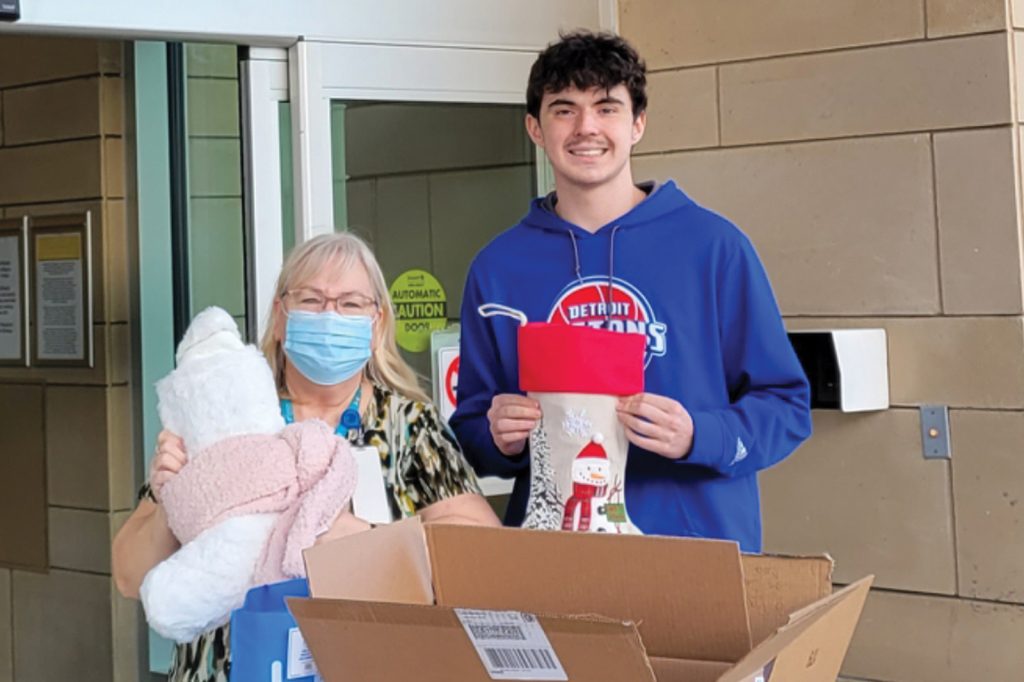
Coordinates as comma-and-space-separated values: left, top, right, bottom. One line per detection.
449, 30, 811, 553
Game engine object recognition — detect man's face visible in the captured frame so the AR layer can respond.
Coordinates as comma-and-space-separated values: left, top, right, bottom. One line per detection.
526, 84, 646, 193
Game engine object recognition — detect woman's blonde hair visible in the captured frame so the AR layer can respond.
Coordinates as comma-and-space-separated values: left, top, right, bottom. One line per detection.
260, 232, 430, 403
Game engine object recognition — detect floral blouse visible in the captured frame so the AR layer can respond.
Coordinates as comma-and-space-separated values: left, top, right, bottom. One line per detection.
140, 383, 482, 681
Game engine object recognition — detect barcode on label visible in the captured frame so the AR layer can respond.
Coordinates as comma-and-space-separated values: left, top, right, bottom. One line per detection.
455, 609, 568, 681
484, 647, 559, 671
469, 624, 527, 641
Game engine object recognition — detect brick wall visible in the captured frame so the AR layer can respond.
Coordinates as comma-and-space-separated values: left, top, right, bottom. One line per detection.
620, 2, 1024, 680
0, 35, 137, 682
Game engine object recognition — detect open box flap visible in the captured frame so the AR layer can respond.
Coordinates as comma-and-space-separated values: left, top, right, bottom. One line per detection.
424, 524, 753, 662
288, 597, 657, 682
303, 516, 433, 604
649, 657, 732, 682
741, 553, 834, 644
716, 576, 874, 682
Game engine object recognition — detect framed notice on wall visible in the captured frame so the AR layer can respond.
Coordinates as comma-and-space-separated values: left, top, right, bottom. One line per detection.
0, 217, 29, 367
29, 213, 94, 368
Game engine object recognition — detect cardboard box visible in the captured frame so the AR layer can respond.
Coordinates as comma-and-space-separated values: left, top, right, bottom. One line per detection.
291, 518, 873, 682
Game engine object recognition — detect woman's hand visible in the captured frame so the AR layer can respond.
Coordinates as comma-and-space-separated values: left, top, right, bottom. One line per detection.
316, 505, 373, 545
150, 430, 188, 502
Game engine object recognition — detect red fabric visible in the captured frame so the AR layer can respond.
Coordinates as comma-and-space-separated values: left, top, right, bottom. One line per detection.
518, 322, 645, 395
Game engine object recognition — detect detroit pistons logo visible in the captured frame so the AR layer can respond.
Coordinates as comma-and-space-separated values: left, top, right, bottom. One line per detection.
548, 276, 667, 367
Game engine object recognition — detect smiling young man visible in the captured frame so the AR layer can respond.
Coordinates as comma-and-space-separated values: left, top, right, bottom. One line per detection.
449, 31, 811, 552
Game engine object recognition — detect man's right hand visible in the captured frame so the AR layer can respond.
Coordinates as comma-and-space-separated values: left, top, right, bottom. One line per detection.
487, 394, 542, 457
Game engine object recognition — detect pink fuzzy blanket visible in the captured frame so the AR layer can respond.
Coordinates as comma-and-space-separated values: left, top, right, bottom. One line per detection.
160, 420, 358, 584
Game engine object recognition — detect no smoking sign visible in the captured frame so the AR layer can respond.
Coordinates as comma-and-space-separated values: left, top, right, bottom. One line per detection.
438, 349, 459, 420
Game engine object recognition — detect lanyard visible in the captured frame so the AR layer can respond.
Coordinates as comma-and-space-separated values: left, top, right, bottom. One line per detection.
280, 385, 363, 443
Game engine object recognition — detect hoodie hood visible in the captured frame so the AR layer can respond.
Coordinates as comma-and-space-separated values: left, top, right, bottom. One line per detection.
520, 180, 694, 296
522, 180, 693, 237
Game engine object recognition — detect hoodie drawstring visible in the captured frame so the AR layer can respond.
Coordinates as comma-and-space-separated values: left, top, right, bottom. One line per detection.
608, 225, 621, 325
568, 225, 623, 326
569, 230, 584, 285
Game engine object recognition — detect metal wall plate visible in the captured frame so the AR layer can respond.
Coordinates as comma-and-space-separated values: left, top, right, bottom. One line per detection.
0, 1, 19, 22
920, 405, 951, 459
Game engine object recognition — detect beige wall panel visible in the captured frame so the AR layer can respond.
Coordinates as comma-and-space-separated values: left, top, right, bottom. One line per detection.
886, 316, 1024, 408
842, 589, 1024, 681
46, 386, 109, 511
634, 135, 939, 316
927, 0, 1007, 37
106, 323, 130, 386
1016, 32, 1024, 121
0, 322, 122, 385
103, 137, 125, 200
934, 127, 1023, 314
1017, 1, 1024, 28
0, 385, 47, 573
106, 385, 134, 511
100, 77, 124, 137
0, 569, 9, 682
104, 200, 129, 324
0, 37, 102, 88
47, 508, 111, 574
635, 67, 718, 154
373, 176, 431, 286
344, 103, 530, 179
2, 78, 101, 146
108, 321, 129, 385
786, 316, 1024, 408
13, 569, 112, 682
720, 34, 1011, 145
761, 409, 955, 594
950, 410, 1024, 603
619, 0, 924, 69
0, 323, 113, 385
0, 139, 102, 205
429, 165, 535, 318
111, 585, 140, 682
98, 41, 123, 76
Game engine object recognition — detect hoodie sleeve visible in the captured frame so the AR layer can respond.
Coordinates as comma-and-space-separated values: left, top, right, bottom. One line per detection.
683, 236, 812, 477
448, 262, 531, 479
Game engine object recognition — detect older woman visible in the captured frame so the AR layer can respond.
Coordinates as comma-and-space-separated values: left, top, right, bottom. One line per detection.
113, 232, 498, 682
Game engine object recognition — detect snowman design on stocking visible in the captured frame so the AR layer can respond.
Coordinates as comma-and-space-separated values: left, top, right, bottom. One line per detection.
478, 304, 645, 534
563, 434, 619, 532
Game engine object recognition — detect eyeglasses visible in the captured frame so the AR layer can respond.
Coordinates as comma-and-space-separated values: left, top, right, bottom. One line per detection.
284, 288, 379, 316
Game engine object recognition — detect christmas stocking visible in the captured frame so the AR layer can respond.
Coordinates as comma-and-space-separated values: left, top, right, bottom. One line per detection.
517, 322, 646, 534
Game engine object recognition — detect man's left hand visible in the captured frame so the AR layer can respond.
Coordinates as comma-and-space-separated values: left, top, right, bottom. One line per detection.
616, 393, 694, 460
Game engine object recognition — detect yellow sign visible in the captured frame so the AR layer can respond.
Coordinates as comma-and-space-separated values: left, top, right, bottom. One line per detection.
389, 269, 447, 353
36, 233, 82, 261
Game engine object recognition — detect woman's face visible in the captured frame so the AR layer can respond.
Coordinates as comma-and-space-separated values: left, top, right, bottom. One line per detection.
275, 259, 381, 348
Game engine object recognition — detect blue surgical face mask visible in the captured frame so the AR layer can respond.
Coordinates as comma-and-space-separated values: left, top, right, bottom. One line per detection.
284, 310, 373, 386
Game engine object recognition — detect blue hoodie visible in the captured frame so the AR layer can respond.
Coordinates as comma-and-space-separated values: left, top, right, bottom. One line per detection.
450, 180, 811, 552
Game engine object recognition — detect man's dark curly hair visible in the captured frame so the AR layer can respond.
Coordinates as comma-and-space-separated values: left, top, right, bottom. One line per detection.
526, 30, 647, 120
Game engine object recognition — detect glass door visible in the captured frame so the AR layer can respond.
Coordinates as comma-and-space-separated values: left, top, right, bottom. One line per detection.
278, 40, 548, 497
333, 100, 536, 377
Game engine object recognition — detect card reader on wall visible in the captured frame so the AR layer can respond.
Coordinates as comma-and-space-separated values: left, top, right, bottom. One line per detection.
787, 329, 889, 412
0, 0, 19, 21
